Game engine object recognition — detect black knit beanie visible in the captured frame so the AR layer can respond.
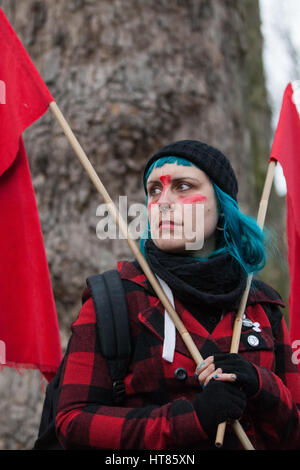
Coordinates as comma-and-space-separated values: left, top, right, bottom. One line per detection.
143, 140, 238, 201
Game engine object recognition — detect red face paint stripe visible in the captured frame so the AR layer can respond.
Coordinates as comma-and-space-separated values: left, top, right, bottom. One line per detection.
178, 194, 207, 204
159, 175, 171, 198
147, 200, 156, 209
147, 175, 206, 208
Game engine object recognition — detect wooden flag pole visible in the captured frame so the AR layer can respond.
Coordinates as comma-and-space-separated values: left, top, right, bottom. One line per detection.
48, 100, 254, 450
215, 159, 277, 448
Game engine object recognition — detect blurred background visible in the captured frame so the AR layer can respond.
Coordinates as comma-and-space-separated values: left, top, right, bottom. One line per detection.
0, 0, 297, 449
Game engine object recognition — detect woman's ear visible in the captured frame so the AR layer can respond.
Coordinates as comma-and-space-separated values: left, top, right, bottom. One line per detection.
216, 213, 225, 231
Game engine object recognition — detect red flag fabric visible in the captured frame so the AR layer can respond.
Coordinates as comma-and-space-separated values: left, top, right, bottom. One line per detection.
269, 82, 300, 366
0, 8, 62, 381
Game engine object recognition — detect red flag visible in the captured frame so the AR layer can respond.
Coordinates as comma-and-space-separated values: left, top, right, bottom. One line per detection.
0, 8, 62, 381
269, 82, 300, 366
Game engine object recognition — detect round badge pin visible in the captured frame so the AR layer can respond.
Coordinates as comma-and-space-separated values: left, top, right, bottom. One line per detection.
247, 335, 259, 347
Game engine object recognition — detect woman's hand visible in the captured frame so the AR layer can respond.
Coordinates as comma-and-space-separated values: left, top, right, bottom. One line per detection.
194, 379, 247, 438
195, 355, 237, 388
195, 353, 259, 397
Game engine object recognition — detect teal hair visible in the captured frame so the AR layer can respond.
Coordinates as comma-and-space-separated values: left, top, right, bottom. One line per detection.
209, 184, 266, 273
140, 156, 266, 274
144, 156, 193, 186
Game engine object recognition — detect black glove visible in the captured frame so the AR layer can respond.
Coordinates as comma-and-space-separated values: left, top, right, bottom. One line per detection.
194, 379, 247, 438
213, 353, 259, 397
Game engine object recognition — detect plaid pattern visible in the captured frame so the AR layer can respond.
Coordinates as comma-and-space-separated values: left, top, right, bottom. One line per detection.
56, 261, 300, 450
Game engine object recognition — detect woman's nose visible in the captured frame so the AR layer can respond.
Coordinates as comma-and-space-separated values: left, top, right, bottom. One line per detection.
157, 185, 173, 205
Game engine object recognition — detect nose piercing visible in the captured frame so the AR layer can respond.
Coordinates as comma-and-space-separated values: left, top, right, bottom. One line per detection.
159, 204, 171, 213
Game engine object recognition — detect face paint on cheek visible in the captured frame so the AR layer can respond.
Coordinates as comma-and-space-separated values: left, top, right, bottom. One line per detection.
177, 194, 207, 204
147, 199, 156, 210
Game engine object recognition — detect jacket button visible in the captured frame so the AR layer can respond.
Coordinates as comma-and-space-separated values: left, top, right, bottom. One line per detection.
174, 367, 187, 381
209, 315, 218, 324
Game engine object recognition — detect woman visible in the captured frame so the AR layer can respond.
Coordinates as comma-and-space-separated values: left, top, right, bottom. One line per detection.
55, 140, 300, 450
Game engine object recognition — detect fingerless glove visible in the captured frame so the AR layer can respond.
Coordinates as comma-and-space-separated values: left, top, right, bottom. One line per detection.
194, 379, 247, 438
214, 353, 259, 397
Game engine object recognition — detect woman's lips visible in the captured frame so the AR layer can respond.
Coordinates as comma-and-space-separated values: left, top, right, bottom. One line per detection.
159, 220, 180, 228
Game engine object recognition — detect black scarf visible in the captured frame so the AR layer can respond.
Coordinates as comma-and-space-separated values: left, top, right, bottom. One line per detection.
145, 239, 247, 329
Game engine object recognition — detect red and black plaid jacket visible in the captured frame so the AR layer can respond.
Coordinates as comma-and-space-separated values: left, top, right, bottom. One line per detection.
55, 260, 300, 450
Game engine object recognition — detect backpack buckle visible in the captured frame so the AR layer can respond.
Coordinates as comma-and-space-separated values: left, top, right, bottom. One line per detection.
112, 380, 125, 404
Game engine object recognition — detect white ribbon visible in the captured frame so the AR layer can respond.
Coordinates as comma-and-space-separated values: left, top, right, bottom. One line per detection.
156, 276, 176, 363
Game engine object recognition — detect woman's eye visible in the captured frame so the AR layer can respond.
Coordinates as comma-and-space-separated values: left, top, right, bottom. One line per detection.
177, 182, 191, 191
148, 181, 192, 196
149, 186, 162, 196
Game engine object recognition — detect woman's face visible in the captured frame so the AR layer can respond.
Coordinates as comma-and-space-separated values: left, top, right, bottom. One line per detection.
146, 163, 219, 255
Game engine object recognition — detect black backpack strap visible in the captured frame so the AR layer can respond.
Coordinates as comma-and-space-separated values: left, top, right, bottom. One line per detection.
33, 270, 131, 450
86, 269, 131, 404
